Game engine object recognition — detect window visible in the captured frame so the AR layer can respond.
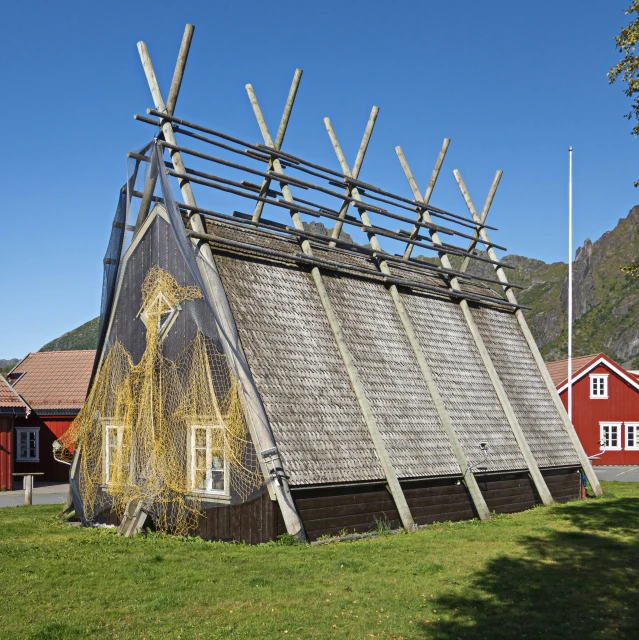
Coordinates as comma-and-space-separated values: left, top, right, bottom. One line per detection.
590, 374, 609, 399
190, 425, 227, 495
626, 423, 639, 450
104, 425, 125, 484
16, 427, 39, 462
600, 423, 621, 450
140, 291, 179, 340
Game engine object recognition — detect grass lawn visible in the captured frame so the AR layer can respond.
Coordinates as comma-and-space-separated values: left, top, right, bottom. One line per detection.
1, 482, 638, 639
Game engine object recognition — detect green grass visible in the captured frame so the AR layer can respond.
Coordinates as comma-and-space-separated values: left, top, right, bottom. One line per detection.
1, 482, 638, 639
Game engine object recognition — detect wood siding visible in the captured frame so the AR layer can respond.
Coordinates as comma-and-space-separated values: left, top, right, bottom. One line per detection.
280, 469, 581, 542
194, 492, 277, 544
13, 415, 74, 483
0, 417, 13, 490
95, 470, 581, 544
560, 361, 639, 465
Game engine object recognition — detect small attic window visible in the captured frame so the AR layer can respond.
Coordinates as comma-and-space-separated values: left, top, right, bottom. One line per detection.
140, 291, 179, 340
590, 374, 609, 399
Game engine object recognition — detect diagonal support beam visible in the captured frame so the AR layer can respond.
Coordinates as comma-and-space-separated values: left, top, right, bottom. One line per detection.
251, 69, 303, 223
396, 147, 554, 506
135, 25, 195, 232
136, 28, 307, 540
323, 119, 490, 521
453, 170, 603, 497
403, 138, 450, 260
246, 84, 416, 532
459, 171, 502, 274
326, 107, 378, 246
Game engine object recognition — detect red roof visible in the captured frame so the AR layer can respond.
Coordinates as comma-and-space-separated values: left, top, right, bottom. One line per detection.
0, 375, 27, 412
10, 350, 96, 412
545, 354, 601, 387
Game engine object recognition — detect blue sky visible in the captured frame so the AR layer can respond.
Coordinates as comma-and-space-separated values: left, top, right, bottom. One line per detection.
1, 1, 637, 358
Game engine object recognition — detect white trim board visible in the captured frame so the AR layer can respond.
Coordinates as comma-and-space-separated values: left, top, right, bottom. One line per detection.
557, 356, 639, 395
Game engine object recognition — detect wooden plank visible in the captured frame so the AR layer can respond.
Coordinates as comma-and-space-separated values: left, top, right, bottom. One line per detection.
294, 488, 394, 511
402, 484, 468, 498
491, 501, 536, 515
411, 501, 476, 519
303, 509, 400, 533
230, 504, 242, 542
298, 499, 403, 521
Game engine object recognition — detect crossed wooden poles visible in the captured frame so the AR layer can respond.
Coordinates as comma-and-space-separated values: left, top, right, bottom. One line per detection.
128, 24, 603, 539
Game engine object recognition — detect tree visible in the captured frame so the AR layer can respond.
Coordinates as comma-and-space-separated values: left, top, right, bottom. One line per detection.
609, 3, 639, 276
609, 1, 639, 188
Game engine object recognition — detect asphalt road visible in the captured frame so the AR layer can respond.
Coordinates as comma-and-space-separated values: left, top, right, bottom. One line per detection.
0, 482, 69, 508
595, 465, 639, 482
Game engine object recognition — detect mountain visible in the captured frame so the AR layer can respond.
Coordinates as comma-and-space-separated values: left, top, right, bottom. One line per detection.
0, 358, 19, 377
15, 208, 639, 369
463, 205, 639, 368
39, 317, 100, 352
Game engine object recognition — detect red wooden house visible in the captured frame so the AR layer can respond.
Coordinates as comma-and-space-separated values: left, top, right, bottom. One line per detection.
0, 376, 29, 489
6, 350, 95, 485
547, 353, 639, 465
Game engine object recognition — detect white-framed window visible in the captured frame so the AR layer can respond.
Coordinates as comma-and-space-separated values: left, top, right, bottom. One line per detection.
190, 425, 227, 495
600, 423, 622, 450
16, 427, 39, 462
626, 423, 639, 450
139, 291, 179, 341
590, 374, 609, 399
104, 425, 126, 484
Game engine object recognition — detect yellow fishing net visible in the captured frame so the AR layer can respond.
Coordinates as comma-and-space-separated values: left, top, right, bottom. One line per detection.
56, 266, 263, 536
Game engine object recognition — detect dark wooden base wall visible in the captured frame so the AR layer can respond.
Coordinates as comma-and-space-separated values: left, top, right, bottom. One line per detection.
190, 468, 581, 543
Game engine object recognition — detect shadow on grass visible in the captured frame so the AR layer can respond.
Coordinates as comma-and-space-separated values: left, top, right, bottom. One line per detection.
424, 498, 639, 639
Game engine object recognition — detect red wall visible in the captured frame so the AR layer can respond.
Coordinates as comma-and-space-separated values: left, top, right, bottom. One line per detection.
560, 363, 639, 465
13, 414, 74, 483
0, 417, 13, 490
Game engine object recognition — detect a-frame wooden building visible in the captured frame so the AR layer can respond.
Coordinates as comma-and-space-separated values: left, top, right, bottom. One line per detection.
65, 25, 601, 543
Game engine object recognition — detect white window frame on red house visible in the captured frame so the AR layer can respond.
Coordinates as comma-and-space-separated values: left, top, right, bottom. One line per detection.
626, 423, 639, 450
600, 423, 622, 451
16, 427, 40, 462
590, 374, 609, 399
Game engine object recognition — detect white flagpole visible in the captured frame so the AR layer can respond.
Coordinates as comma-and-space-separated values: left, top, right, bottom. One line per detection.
568, 147, 573, 422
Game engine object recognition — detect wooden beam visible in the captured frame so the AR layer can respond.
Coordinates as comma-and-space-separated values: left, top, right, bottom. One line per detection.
459, 170, 502, 274
323, 119, 490, 521
403, 138, 450, 260
137, 31, 306, 539
453, 169, 603, 497
251, 69, 303, 223
396, 147, 554, 506
246, 83, 416, 532
327, 107, 378, 246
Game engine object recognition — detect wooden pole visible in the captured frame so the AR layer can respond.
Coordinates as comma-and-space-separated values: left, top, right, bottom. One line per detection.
328, 107, 378, 246
137, 31, 306, 539
323, 119, 490, 521
135, 26, 195, 232
251, 69, 303, 223
396, 148, 554, 506
246, 84, 416, 531
459, 171, 502, 274
453, 169, 603, 497
24, 475, 33, 505
403, 139, 450, 260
